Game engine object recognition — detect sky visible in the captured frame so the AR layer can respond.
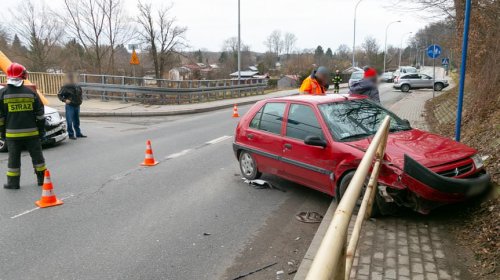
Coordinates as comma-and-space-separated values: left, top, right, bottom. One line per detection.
1, 0, 438, 53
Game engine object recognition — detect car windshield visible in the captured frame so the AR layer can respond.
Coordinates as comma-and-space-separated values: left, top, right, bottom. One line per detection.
351, 72, 363, 79
318, 99, 411, 141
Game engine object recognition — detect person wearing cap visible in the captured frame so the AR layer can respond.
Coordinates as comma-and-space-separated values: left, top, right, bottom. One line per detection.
58, 73, 86, 140
0, 63, 47, 189
332, 70, 342, 93
348, 67, 380, 103
299, 66, 330, 95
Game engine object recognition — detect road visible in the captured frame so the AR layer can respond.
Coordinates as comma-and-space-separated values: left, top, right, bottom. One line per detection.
0, 84, 403, 280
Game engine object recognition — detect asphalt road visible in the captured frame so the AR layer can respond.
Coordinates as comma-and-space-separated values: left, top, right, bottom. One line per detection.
0, 84, 403, 280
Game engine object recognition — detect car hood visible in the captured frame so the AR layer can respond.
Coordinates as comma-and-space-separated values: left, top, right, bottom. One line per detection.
345, 129, 477, 169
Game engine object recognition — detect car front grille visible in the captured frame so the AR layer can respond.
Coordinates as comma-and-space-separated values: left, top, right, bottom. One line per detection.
438, 163, 473, 177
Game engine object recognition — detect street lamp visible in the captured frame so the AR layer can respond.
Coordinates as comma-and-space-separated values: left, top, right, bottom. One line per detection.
398, 32, 413, 69
237, 0, 241, 81
352, 0, 364, 67
383, 20, 401, 74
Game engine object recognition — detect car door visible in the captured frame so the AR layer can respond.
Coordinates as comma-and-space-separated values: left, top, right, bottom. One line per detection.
280, 103, 334, 194
419, 74, 433, 88
244, 102, 287, 175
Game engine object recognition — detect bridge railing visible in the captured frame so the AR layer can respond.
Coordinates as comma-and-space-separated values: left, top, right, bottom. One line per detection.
304, 116, 390, 280
0, 72, 65, 96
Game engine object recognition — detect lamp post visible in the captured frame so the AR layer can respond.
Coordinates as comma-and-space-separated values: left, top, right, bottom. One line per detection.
352, 0, 364, 67
398, 32, 412, 69
237, 0, 241, 81
383, 20, 401, 73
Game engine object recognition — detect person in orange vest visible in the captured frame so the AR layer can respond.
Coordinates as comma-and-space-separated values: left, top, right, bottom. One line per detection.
299, 66, 330, 95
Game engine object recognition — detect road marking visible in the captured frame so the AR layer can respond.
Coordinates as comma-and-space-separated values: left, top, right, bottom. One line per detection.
206, 135, 232, 145
165, 149, 192, 160
10, 193, 74, 219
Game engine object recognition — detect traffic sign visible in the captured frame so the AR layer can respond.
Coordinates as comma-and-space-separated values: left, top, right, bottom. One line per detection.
427, 44, 442, 59
441, 58, 449, 65
130, 49, 140, 65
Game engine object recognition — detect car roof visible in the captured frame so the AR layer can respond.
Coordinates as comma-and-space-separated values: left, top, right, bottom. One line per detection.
269, 94, 368, 105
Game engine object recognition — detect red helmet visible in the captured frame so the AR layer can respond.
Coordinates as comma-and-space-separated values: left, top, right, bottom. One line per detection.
7, 63, 28, 80
364, 67, 377, 79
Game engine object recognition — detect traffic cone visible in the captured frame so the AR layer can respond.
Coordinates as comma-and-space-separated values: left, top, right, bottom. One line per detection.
35, 170, 63, 208
232, 104, 240, 118
141, 140, 159, 166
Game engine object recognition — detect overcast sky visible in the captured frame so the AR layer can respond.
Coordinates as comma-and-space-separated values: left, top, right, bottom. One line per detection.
1, 0, 438, 53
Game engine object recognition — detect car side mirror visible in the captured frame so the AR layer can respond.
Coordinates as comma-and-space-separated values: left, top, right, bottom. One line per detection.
304, 135, 327, 148
402, 119, 411, 127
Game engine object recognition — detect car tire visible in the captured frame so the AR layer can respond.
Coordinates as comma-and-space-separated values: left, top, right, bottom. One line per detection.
434, 83, 444, 91
401, 84, 410, 92
239, 151, 262, 180
0, 139, 7, 152
337, 171, 380, 217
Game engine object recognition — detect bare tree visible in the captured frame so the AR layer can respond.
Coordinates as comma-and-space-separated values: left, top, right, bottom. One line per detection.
264, 30, 283, 56
11, 0, 63, 71
137, 1, 187, 79
103, 0, 132, 73
283, 32, 297, 56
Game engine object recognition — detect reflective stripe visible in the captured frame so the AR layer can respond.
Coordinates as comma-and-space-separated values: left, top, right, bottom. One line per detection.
6, 131, 39, 138
3, 94, 35, 99
42, 189, 54, 197
8, 168, 20, 172
4, 97, 35, 103
145, 154, 154, 159
6, 128, 39, 133
7, 171, 20, 177
35, 164, 46, 172
8, 102, 33, 112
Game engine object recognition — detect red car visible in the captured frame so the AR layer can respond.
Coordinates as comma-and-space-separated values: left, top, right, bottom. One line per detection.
233, 94, 490, 214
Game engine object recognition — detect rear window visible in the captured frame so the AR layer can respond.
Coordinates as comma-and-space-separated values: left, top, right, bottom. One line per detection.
249, 102, 286, 135
350, 72, 363, 79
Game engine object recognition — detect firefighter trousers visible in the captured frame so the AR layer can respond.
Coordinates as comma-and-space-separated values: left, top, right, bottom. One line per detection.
6, 138, 46, 179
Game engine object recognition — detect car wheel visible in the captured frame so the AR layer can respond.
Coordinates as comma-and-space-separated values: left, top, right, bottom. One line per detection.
337, 171, 380, 217
434, 83, 444, 91
239, 151, 262, 180
0, 138, 7, 152
401, 84, 410, 92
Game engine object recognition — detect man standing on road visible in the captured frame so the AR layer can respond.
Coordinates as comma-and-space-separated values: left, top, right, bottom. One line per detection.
332, 69, 342, 93
58, 73, 86, 140
299, 66, 330, 95
0, 63, 47, 189
348, 67, 380, 103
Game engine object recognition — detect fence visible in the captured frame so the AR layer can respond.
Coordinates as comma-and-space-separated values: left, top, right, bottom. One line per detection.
0, 72, 65, 96
304, 116, 390, 280
78, 74, 268, 104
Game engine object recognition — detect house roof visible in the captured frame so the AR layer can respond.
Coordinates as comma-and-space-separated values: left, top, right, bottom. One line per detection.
229, 71, 259, 77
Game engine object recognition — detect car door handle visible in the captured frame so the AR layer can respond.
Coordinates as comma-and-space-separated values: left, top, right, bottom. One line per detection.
284, 143, 292, 149
247, 133, 254, 139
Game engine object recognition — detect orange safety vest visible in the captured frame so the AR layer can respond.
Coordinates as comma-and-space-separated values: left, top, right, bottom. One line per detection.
299, 76, 326, 95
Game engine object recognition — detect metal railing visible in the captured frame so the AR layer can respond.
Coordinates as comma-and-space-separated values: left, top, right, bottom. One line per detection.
0, 72, 65, 96
305, 116, 390, 280
78, 74, 268, 104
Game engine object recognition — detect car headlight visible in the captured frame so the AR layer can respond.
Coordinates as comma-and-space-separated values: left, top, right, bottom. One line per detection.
471, 154, 484, 169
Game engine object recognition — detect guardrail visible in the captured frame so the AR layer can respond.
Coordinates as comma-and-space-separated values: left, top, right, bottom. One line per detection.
0, 72, 65, 96
305, 116, 390, 280
78, 74, 268, 104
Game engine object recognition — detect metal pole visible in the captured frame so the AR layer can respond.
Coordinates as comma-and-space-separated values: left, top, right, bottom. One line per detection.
433, 56, 436, 98
455, 0, 472, 142
237, 0, 241, 81
383, 20, 401, 74
352, 0, 363, 67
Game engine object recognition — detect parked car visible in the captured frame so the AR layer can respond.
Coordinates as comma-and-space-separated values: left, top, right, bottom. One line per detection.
348, 71, 364, 88
380, 72, 394, 83
0, 85, 68, 152
394, 73, 449, 92
233, 95, 490, 215
393, 66, 418, 80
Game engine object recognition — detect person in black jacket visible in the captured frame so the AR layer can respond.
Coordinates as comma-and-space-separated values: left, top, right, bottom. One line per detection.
0, 63, 47, 189
58, 73, 86, 140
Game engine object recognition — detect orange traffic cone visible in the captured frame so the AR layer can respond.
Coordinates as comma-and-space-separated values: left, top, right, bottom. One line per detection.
35, 170, 63, 208
232, 104, 240, 118
141, 140, 159, 166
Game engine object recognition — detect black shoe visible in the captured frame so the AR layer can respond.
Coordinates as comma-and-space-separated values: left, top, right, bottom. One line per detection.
36, 171, 45, 187
69, 136, 77, 140
4, 176, 20, 189
76, 134, 87, 138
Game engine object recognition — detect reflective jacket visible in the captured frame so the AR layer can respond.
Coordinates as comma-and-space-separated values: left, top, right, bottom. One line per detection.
333, 74, 342, 84
299, 76, 326, 95
0, 84, 45, 139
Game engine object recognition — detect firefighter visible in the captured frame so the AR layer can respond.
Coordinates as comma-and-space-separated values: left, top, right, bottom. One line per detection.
299, 66, 330, 95
332, 70, 342, 93
0, 63, 46, 189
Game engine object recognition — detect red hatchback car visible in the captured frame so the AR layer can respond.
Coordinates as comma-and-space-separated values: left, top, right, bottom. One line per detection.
233, 94, 490, 214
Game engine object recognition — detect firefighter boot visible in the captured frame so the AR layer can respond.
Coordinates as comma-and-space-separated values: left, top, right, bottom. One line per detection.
4, 176, 20, 189
36, 171, 45, 187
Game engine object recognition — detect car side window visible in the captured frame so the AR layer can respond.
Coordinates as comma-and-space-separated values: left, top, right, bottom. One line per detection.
286, 104, 324, 140
250, 102, 286, 135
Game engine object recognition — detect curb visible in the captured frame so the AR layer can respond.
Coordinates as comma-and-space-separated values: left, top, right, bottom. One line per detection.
294, 201, 337, 280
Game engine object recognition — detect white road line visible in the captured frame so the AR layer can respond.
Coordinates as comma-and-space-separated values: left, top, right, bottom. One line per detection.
206, 135, 232, 145
165, 149, 192, 160
10, 193, 74, 219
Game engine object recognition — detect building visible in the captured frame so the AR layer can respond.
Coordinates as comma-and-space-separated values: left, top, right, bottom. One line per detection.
277, 75, 299, 89
229, 70, 260, 79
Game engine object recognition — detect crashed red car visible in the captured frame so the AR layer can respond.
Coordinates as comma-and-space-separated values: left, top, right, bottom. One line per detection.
233, 95, 490, 214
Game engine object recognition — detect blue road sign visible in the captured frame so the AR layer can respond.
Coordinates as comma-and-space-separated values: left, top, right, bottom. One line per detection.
427, 44, 442, 59
442, 58, 449, 65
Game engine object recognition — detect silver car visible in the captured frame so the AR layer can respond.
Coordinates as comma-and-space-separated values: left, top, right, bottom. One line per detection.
393, 73, 449, 92
348, 71, 364, 88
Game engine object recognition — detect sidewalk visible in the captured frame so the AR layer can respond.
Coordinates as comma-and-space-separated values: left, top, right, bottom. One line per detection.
47, 84, 348, 117
295, 89, 470, 280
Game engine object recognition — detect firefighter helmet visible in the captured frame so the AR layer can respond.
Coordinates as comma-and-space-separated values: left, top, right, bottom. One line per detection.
6, 63, 28, 80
